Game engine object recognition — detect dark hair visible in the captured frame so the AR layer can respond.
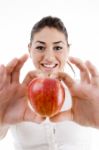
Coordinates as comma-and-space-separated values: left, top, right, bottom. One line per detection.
30, 16, 70, 46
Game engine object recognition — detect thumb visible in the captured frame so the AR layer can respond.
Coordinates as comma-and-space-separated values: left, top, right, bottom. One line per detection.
24, 106, 46, 124
50, 109, 73, 122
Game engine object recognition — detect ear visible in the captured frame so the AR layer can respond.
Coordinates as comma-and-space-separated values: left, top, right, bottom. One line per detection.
28, 43, 31, 57
67, 45, 70, 53
66, 46, 70, 60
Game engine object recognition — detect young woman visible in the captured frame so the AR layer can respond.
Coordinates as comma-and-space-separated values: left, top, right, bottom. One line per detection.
0, 16, 99, 150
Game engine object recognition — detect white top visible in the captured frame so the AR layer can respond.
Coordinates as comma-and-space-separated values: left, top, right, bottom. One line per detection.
8, 88, 99, 150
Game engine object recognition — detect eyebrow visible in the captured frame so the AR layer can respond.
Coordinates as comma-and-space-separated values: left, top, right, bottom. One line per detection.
35, 41, 45, 44
35, 41, 65, 44
53, 41, 65, 44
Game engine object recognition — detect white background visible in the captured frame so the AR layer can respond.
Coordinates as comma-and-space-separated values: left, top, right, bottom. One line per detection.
0, 0, 99, 76
0, 0, 99, 149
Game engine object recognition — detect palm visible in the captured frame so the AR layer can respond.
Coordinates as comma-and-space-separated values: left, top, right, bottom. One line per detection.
1, 83, 28, 124
0, 55, 44, 125
50, 57, 99, 128
70, 82, 99, 126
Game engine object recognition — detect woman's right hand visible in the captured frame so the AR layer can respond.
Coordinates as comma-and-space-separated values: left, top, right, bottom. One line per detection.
50, 57, 99, 128
0, 54, 45, 126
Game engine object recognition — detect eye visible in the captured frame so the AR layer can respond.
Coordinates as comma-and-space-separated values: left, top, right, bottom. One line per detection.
36, 46, 45, 51
54, 46, 62, 51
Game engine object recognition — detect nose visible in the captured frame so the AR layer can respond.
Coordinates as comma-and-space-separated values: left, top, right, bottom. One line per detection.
44, 49, 55, 62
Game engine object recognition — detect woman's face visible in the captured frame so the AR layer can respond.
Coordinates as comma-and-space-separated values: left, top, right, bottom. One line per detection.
28, 27, 69, 75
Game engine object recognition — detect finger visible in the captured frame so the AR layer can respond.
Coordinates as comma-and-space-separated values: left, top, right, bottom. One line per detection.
0, 83, 18, 108
5, 58, 19, 84
6, 54, 28, 83
22, 71, 38, 86
12, 54, 28, 82
13, 54, 28, 71
6, 58, 18, 74
0, 65, 5, 81
85, 61, 99, 77
50, 109, 73, 122
0, 65, 7, 89
24, 107, 46, 123
85, 61, 99, 86
57, 72, 75, 89
69, 57, 90, 83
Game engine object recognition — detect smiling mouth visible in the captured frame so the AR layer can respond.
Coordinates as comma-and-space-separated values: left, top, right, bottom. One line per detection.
41, 63, 58, 70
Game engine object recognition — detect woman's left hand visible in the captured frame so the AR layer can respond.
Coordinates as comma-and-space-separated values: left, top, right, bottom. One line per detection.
50, 57, 99, 128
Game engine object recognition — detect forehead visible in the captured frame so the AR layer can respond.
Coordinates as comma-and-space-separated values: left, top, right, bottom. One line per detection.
33, 27, 66, 43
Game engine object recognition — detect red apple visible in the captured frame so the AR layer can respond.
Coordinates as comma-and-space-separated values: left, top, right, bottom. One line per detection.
28, 77, 65, 117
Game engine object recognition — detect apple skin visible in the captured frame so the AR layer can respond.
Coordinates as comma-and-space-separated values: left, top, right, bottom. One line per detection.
28, 77, 65, 117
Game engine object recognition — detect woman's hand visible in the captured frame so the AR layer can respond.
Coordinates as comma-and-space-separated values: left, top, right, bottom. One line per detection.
0, 54, 45, 125
50, 57, 99, 128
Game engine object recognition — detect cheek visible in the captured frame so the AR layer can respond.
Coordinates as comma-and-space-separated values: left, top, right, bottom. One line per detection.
61, 57, 66, 67
58, 52, 68, 65
31, 52, 43, 66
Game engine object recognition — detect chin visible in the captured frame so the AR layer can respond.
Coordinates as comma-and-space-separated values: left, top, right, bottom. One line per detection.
43, 70, 60, 77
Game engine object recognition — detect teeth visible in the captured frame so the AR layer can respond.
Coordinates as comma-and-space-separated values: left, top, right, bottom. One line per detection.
42, 64, 56, 68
